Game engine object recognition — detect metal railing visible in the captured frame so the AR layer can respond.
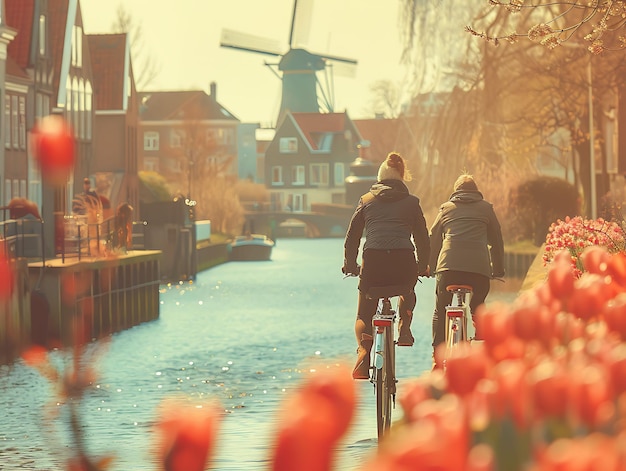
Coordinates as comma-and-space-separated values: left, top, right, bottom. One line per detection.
0, 214, 146, 264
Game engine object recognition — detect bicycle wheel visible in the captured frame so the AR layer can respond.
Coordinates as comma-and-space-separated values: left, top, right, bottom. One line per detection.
376, 324, 395, 439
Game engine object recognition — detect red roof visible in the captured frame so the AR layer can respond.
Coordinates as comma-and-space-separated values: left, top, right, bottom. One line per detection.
5, 0, 34, 69
87, 34, 127, 110
291, 112, 349, 149
353, 118, 402, 163
139, 90, 239, 122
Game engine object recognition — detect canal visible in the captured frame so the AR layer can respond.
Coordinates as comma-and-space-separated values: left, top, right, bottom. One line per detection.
0, 238, 519, 470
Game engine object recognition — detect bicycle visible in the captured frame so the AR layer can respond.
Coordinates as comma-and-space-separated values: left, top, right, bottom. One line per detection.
443, 284, 473, 368
364, 283, 412, 441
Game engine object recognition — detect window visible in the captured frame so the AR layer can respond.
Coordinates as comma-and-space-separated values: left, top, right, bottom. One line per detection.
314, 133, 333, 151
72, 77, 79, 136
79, 79, 85, 139
18, 96, 26, 149
170, 130, 183, 148
144, 157, 160, 172
334, 162, 345, 186
39, 15, 46, 56
4, 96, 9, 149
310, 163, 329, 186
144, 131, 159, 150
291, 165, 305, 185
291, 194, 304, 212
71, 25, 82, 67
5, 93, 27, 150
271, 166, 283, 185
11, 95, 18, 149
85, 81, 92, 139
279, 137, 298, 153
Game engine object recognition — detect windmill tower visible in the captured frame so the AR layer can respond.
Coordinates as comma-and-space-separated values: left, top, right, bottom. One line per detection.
220, 0, 357, 124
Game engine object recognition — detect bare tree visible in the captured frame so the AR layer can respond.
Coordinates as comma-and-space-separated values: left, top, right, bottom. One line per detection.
399, 0, 625, 220
368, 80, 404, 118
467, 0, 626, 55
111, 5, 160, 90
164, 104, 244, 235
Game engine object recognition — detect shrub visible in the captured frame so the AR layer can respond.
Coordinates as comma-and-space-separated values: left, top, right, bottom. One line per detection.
509, 176, 580, 246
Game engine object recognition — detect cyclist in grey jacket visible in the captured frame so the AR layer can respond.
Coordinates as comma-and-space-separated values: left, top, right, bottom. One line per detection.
343, 152, 430, 379
429, 173, 505, 367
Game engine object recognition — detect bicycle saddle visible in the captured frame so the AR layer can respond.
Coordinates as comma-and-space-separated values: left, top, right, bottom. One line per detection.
446, 284, 473, 292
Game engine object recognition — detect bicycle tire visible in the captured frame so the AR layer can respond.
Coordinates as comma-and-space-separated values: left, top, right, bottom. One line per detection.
376, 324, 395, 440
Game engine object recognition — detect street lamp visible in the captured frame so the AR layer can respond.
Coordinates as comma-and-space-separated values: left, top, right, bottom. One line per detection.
560, 42, 596, 218
586, 57, 597, 219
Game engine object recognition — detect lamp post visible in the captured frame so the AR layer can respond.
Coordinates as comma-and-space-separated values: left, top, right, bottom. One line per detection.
587, 57, 597, 219
561, 41, 596, 218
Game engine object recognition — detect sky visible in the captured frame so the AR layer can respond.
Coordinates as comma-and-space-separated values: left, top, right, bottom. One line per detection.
79, 0, 409, 128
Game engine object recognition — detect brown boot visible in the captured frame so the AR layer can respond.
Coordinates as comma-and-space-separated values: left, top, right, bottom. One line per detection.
397, 310, 414, 346
353, 333, 373, 379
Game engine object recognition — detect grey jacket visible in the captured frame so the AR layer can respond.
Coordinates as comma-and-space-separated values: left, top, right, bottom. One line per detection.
344, 179, 430, 273
429, 189, 505, 278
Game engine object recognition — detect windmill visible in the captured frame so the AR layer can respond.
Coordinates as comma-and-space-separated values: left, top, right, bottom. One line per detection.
220, 0, 357, 123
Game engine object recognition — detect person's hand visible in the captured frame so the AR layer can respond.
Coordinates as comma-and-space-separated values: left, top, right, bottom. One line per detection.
342, 264, 361, 276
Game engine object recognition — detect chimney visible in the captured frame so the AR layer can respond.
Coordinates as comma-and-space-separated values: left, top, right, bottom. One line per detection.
210, 81, 216, 100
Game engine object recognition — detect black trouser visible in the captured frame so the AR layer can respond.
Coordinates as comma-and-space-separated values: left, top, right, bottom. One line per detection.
356, 249, 418, 336
432, 270, 490, 348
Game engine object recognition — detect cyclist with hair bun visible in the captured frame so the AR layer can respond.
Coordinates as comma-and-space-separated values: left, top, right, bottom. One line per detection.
343, 152, 430, 380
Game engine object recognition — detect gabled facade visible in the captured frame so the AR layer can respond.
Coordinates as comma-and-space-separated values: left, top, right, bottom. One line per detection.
138, 83, 241, 197
87, 32, 139, 218
4, 0, 140, 257
6, 0, 97, 256
264, 111, 362, 211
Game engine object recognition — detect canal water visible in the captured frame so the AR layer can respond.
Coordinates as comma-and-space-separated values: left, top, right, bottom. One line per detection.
0, 238, 520, 470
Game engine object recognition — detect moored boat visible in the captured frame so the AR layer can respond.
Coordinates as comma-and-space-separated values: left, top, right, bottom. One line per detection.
229, 234, 275, 261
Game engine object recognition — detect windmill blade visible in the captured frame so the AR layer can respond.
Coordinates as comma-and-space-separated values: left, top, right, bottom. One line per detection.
325, 59, 357, 78
220, 28, 283, 57
313, 50, 358, 77
289, 0, 313, 48
316, 51, 357, 66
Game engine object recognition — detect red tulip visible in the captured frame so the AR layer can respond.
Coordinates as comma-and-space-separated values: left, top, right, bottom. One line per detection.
567, 273, 612, 321
492, 360, 531, 428
154, 399, 222, 471
362, 395, 468, 471
580, 245, 610, 275
607, 252, 626, 288
552, 312, 585, 345
606, 344, 626, 396
270, 364, 356, 471
528, 360, 569, 419
547, 253, 576, 299
568, 363, 612, 428
602, 293, 626, 340
474, 303, 513, 347
398, 376, 435, 423
445, 343, 489, 397
32, 115, 75, 186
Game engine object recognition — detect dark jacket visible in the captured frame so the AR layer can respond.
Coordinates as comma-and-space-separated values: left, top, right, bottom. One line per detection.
429, 189, 505, 278
343, 179, 430, 272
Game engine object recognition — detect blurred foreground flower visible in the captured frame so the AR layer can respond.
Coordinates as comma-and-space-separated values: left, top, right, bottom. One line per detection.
270, 363, 356, 471
31, 115, 75, 186
154, 398, 222, 471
